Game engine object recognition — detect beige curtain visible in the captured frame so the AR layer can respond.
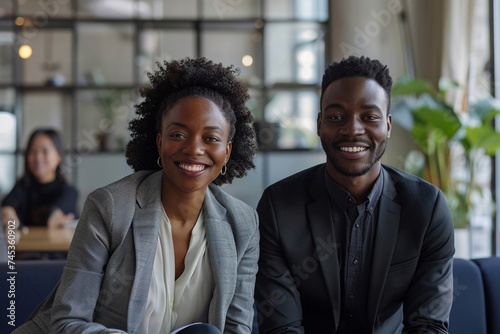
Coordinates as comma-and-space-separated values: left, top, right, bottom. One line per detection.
440, 0, 477, 113
404, 0, 445, 86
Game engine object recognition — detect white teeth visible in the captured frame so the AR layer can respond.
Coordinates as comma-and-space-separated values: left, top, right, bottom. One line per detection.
340, 147, 367, 152
179, 163, 205, 172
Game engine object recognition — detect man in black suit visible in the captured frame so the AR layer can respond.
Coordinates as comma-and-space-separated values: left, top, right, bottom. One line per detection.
255, 55, 454, 333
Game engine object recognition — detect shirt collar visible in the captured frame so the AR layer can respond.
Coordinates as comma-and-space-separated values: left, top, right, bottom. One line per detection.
325, 168, 384, 215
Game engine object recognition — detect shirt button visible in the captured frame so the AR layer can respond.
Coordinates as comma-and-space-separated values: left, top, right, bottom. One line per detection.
355, 223, 360, 228
353, 258, 358, 264
349, 294, 355, 300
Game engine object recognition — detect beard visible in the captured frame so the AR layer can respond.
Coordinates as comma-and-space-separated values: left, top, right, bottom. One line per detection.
321, 137, 388, 177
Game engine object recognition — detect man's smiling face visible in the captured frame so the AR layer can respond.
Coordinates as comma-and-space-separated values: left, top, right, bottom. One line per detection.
317, 76, 392, 181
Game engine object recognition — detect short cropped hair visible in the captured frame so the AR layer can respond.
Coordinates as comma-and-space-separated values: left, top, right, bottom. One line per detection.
320, 55, 393, 112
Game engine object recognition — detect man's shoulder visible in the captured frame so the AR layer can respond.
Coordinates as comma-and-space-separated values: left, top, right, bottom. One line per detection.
382, 164, 442, 197
266, 163, 325, 192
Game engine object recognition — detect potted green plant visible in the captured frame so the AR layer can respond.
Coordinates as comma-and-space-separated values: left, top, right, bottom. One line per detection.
86, 70, 124, 151
390, 76, 500, 256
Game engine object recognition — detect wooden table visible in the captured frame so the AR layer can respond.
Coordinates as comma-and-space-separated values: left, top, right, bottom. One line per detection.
14, 226, 75, 251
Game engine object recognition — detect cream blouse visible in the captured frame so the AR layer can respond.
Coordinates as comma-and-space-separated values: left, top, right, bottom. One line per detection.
138, 206, 215, 333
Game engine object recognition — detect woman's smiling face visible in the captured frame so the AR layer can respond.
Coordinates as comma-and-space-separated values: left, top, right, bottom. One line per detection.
27, 133, 62, 183
156, 96, 232, 195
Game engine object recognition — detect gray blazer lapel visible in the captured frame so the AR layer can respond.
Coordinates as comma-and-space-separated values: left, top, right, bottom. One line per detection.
203, 188, 237, 329
367, 167, 401, 324
306, 166, 341, 329
128, 171, 163, 333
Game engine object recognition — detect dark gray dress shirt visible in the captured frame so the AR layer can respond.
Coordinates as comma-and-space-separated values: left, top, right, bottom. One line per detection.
325, 170, 384, 333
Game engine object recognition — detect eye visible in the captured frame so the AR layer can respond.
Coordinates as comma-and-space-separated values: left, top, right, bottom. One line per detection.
364, 115, 381, 121
169, 132, 186, 139
205, 136, 221, 142
327, 114, 343, 121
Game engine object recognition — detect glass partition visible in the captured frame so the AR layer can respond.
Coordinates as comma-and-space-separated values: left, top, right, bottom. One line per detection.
21, 29, 72, 86
78, 23, 134, 86
202, 0, 260, 20
201, 26, 262, 86
263, 89, 320, 149
264, 0, 328, 21
21, 91, 72, 148
0, 31, 13, 84
139, 0, 198, 19
139, 28, 196, 83
77, 89, 134, 153
265, 22, 325, 86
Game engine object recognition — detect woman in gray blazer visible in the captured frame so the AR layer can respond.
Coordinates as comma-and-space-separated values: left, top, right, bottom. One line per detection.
14, 57, 259, 334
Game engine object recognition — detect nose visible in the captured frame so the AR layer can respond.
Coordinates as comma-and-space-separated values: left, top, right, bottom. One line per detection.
183, 137, 204, 155
339, 116, 365, 136
29, 151, 43, 162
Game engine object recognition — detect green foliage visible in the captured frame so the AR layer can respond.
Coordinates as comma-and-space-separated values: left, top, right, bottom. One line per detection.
391, 77, 500, 229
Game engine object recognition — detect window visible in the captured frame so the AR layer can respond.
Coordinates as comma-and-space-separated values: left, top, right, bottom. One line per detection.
0, 0, 329, 206
492, 0, 500, 256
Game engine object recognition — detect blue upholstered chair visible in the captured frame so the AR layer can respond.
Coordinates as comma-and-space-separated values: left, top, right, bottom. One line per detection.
449, 258, 488, 334
1, 259, 66, 333
473, 257, 500, 334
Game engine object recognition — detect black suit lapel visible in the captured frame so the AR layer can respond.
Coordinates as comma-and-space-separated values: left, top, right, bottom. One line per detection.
367, 167, 401, 324
306, 165, 341, 330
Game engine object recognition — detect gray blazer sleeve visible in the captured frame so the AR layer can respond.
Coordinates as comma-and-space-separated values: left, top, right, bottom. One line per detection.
50, 188, 128, 334
223, 209, 259, 333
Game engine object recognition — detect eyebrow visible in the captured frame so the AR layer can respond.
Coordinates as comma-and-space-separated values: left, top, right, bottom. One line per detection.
166, 122, 224, 131
360, 104, 383, 113
323, 103, 345, 111
323, 103, 383, 113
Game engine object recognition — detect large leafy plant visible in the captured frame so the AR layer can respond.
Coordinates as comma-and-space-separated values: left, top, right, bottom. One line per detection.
391, 77, 500, 229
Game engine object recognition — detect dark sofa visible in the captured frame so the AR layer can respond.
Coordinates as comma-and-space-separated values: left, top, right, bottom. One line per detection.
450, 257, 500, 334
1, 257, 499, 333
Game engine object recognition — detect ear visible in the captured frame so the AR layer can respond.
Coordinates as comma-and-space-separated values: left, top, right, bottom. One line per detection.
317, 112, 322, 136
156, 133, 162, 154
55, 153, 62, 166
386, 114, 392, 138
225, 141, 232, 165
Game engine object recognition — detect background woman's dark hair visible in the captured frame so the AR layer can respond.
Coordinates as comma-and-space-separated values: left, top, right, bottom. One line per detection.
126, 57, 257, 185
23, 128, 67, 184
321, 55, 393, 112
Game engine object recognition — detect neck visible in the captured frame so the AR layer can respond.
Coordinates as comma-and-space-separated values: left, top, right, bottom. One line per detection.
161, 183, 205, 227
35, 174, 57, 184
326, 163, 381, 205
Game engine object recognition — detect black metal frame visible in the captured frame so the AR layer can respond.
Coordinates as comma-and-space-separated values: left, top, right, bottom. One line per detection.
0, 0, 330, 189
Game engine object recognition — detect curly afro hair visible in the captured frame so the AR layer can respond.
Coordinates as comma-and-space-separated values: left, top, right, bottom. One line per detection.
126, 57, 257, 185
321, 55, 393, 112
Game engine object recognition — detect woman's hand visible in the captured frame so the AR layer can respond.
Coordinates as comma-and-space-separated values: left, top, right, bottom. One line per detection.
47, 209, 75, 229
1, 206, 20, 230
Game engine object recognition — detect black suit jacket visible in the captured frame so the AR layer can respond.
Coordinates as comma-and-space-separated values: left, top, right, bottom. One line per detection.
255, 164, 454, 333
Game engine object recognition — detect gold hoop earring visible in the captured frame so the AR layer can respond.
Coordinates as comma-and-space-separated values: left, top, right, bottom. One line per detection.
157, 157, 162, 168
220, 165, 227, 176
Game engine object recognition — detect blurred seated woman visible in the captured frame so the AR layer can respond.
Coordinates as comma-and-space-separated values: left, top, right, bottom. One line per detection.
1, 128, 79, 229
13, 58, 258, 334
